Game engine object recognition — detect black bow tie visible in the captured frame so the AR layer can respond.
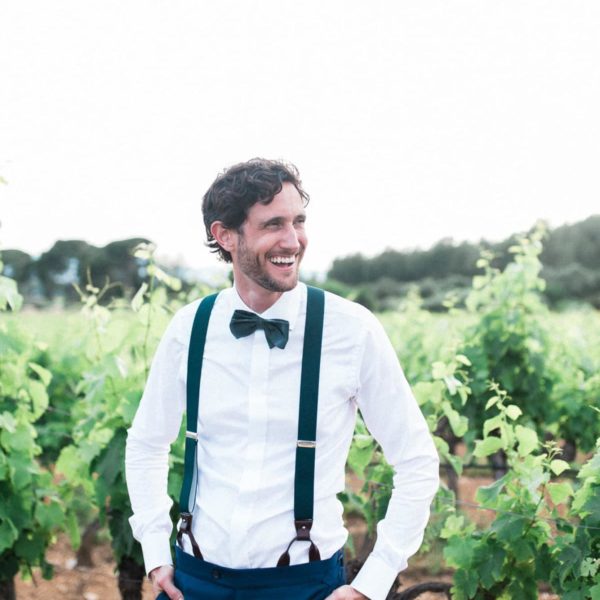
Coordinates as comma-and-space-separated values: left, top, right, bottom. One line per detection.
229, 310, 290, 349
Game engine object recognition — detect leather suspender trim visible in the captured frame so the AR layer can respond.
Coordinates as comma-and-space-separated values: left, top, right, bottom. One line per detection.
177, 293, 219, 559
277, 286, 325, 567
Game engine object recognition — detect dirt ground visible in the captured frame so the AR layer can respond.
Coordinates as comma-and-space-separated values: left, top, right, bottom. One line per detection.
14, 474, 558, 599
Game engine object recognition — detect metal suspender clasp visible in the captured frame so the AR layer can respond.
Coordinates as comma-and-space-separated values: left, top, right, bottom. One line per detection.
179, 512, 193, 533
297, 440, 316, 448
186, 431, 198, 441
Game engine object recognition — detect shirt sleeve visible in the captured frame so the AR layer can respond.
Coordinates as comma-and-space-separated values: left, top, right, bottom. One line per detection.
125, 308, 188, 575
349, 311, 440, 600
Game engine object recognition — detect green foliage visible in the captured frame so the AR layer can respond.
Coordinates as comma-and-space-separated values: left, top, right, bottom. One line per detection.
549, 440, 600, 598
54, 244, 182, 566
3, 231, 600, 597
0, 269, 64, 583
442, 385, 600, 599
342, 415, 394, 551
459, 230, 559, 443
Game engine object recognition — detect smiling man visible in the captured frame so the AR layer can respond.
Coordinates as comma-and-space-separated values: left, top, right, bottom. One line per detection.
125, 158, 439, 600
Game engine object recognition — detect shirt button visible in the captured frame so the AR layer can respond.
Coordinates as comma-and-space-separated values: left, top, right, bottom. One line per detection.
212, 568, 221, 580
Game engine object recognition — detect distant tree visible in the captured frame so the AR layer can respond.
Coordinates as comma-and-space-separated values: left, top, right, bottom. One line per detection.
0, 249, 33, 282
328, 215, 600, 307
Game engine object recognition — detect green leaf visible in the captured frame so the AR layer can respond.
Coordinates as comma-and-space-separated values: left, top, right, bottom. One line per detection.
453, 568, 479, 599
55, 446, 87, 482
581, 557, 599, 578
491, 513, 527, 544
478, 544, 506, 589
483, 415, 503, 437
442, 402, 469, 437
0, 276, 23, 311
443, 536, 476, 569
440, 514, 465, 539
413, 381, 443, 407
27, 379, 49, 418
432, 361, 447, 380
515, 425, 538, 457
590, 583, 600, 600
0, 412, 16, 434
475, 477, 506, 507
35, 501, 65, 530
28, 362, 52, 387
455, 354, 472, 367
505, 404, 522, 420
0, 518, 19, 553
347, 438, 374, 478
550, 459, 570, 476
473, 436, 504, 458
14, 533, 45, 562
485, 395, 500, 410
352, 433, 373, 449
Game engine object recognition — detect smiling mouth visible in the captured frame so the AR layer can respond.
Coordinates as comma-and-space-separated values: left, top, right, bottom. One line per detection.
269, 255, 296, 267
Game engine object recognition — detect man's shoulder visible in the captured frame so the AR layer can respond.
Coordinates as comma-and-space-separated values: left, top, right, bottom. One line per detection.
167, 290, 226, 339
319, 287, 380, 331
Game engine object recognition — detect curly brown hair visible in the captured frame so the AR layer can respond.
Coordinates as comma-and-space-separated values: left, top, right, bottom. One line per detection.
202, 158, 310, 263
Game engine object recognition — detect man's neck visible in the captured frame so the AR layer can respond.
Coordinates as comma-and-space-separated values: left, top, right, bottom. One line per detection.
234, 284, 284, 314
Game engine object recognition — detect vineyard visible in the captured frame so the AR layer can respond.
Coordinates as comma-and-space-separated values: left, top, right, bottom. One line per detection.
1, 234, 599, 600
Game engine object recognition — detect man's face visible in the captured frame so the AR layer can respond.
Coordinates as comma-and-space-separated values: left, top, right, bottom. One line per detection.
231, 182, 307, 295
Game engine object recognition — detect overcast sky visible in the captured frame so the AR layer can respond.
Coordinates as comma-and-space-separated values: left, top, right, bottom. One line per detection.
1, 1, 599, 276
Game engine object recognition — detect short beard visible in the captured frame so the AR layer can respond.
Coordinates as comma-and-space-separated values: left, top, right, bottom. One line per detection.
237, 235, 300, 293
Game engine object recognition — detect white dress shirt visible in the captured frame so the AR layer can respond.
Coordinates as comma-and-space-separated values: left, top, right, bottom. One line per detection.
125, 282, 439, 600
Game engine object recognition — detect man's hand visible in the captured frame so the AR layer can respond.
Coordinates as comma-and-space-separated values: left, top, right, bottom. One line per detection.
149, 565, 183, 600
324, 585, 369, 599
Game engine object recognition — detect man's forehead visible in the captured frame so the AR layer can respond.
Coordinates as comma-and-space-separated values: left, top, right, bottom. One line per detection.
247, 185, 306, 220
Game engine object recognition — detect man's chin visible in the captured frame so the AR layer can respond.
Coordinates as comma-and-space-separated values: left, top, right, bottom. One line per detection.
262, 271, 299, 293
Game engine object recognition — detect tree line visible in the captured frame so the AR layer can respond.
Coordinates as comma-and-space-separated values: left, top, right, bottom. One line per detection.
2, 238, 158, 306
328, 215, 600, 309
3, 215, 600, 309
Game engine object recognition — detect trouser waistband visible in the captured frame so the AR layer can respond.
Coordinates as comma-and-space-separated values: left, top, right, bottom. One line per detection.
174, 546, 344, 589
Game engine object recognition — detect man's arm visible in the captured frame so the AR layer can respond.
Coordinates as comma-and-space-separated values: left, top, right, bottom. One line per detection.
125, 307, 189, 575
347, 311, 440, 600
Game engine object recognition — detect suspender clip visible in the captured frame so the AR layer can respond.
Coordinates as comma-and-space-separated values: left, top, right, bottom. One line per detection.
179, 511, 193, 532
177, 512, 203, 560
277, 518, 321, 566
297, 440, 316, 448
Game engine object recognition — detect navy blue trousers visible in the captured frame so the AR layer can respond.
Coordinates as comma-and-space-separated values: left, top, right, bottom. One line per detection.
156, 546, 346, 600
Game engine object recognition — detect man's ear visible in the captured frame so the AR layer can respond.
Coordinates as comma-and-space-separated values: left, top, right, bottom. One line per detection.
210, 221, 236, 254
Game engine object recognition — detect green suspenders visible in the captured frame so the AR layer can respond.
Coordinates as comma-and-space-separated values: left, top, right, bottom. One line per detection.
177, 286, 326, 566
177, 292, 219, 559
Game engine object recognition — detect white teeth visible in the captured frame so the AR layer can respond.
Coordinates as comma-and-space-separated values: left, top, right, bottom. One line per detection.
270, 256, 295, 264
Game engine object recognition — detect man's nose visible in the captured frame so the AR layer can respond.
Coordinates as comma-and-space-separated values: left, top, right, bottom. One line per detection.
280, 224, 301, 250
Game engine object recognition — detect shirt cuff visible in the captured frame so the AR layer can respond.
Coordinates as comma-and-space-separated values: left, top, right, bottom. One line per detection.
350, 553, 402, 600
140, 531, 174, 576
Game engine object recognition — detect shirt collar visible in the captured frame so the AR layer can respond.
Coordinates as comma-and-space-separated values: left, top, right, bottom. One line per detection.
228, 282, 304, 332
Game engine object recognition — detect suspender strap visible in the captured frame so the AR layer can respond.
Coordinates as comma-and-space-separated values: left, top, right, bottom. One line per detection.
177, 292, 218, 559
277, 286, 325, 567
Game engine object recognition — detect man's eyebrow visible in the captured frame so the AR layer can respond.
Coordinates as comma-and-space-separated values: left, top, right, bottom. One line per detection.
259, 216, 285, 228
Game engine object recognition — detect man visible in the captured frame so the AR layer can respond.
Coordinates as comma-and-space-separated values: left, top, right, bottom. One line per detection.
125, 158, 439, 600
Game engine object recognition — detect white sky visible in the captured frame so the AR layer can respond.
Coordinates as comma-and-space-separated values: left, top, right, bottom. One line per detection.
1, 1, 599, 276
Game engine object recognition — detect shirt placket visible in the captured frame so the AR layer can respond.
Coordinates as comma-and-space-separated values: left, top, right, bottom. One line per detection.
227, 328, 271, 566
